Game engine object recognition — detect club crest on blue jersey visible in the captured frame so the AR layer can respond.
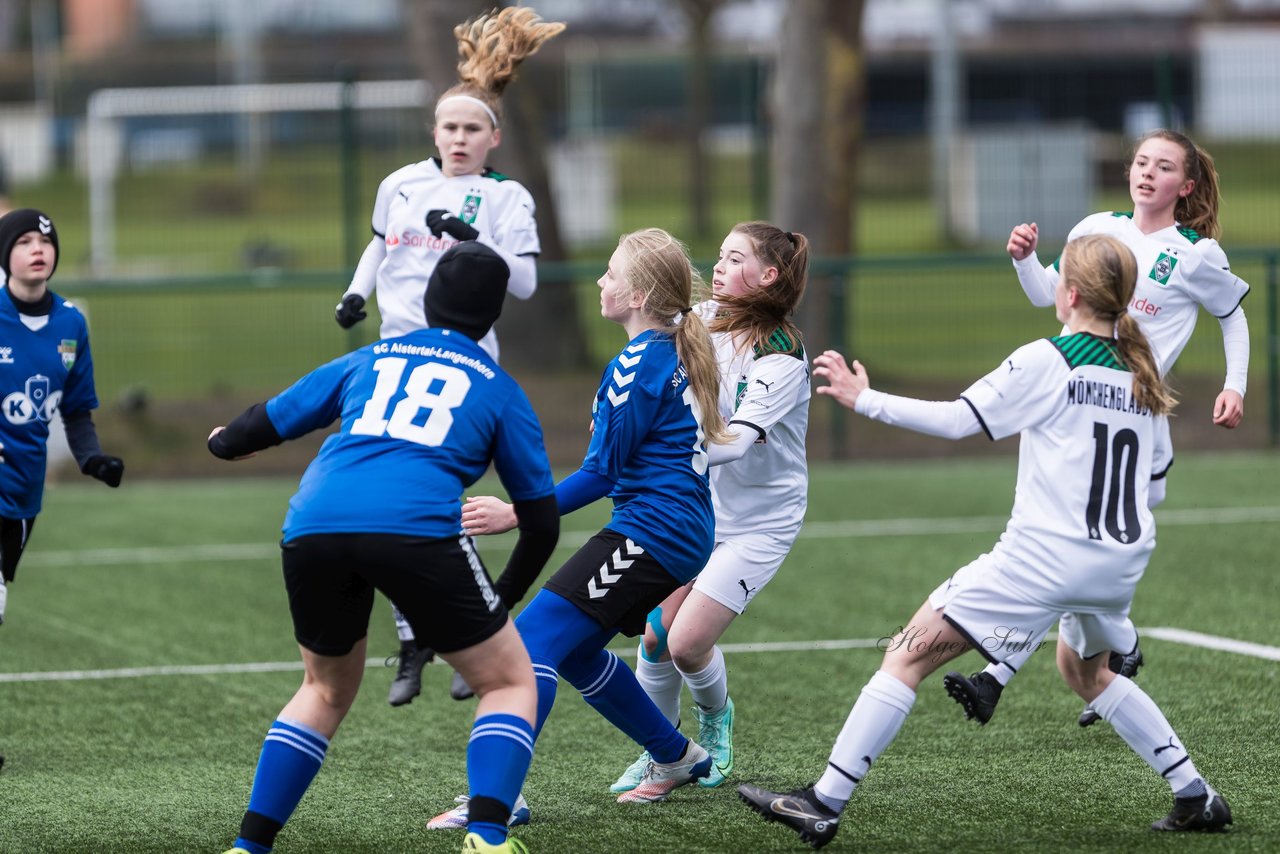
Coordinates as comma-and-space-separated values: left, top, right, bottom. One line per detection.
4, 374, 59, 424
1148, 252, 1178, 286
58, 339, 76, 370
0, 346, 13, 364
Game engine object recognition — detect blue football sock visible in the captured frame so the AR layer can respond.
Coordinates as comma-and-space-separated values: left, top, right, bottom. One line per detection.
516, 589, 615, 739
516, 589, 684, 759
563, 646, 688, 763
466, 713, 535, 843
530, 658, 560, 740
234, 717, 329, 852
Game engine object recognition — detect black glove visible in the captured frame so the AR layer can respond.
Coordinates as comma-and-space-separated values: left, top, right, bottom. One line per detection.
335, 293, 367, 329
425, 209, 479, 242
83, 455, 124, 488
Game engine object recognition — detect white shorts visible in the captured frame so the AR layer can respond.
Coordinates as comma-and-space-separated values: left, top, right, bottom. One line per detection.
692, 535, 790, 615
928, 552, 1137, 665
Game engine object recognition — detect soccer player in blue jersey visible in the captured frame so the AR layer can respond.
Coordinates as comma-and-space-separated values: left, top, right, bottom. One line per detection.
0, 208, 124, 629
212, 243, 559, 854
429, 228, 731, 830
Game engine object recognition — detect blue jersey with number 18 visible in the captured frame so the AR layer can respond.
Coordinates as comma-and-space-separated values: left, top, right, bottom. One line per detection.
266, 327, 554, 541
581, 328, 714, 583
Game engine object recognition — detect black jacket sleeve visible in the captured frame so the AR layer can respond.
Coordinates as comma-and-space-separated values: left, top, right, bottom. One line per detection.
492, 494, 560, 608
208, 402, 285, 460
61, 409, 104, 470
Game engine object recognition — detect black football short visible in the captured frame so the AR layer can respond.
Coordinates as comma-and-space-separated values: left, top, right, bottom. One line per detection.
544, 528, 680, 637
0, 516, 36, 583
281, 532, 507, 656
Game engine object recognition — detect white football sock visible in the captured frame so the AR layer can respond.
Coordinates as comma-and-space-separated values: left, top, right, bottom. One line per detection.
815, 670, 916, 810
678, 645, 728, 714
391, 604, 415, 643
635, 647, 682, 725
1091, 675, 1202, 793
981, 661, 1018, 686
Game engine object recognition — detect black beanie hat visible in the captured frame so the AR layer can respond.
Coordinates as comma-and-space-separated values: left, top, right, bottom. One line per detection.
425, 242, 510, 341
0, 208, 59, 279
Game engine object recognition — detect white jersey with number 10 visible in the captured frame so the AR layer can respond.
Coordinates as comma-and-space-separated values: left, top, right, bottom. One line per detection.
960, 332, 1172, 613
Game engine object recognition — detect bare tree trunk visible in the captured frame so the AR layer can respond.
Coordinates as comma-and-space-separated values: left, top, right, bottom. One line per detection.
681, 0, 719, 242
771, 0, 831, 347
824, 1, 865, 258
772, 0, 866, 458
400, 0, 588, 369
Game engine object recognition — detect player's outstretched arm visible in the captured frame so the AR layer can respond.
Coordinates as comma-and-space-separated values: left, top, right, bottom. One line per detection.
813, 349, 869, 410
492, 494, 560, 608
464, 469, 614, 536
208, 402, 283, 460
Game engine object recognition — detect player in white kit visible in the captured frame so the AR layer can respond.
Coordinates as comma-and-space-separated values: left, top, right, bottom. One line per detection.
609, 222, 812, 793
331, 7, 565, 708
952, 130, 1251, 728
738, 235, 1232, 848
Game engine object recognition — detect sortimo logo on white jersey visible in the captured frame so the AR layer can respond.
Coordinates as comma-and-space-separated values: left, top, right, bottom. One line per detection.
4, 375, 61, 425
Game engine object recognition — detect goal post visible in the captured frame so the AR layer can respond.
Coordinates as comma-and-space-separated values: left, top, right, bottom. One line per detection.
84, 79, 431, 278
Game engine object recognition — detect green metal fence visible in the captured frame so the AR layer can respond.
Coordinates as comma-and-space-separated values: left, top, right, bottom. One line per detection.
56, 248, 1279, 459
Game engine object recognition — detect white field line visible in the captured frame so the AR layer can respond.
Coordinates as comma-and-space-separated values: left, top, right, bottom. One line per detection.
1140, 627, 1280, 662
20, 504, 1280, 569
1, 627, 1276, 684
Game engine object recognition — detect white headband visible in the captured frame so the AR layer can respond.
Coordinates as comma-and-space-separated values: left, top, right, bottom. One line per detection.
435, 95, 500, 129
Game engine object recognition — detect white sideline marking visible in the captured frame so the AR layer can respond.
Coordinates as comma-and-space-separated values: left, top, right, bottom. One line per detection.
1, 628, 1276, 683
1141, 627, 1280, 662
20, 504, 1280, 568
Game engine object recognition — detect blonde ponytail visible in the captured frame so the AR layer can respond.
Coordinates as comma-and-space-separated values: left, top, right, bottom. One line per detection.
438, 7, 566, 126
672, 310, 730, 444
615, 228, 730, 444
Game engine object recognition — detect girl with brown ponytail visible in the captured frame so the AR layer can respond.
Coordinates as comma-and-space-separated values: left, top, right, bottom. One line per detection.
742, 236, 1231, 846
612, 221, 813, 794
977, 130, 1248, 727
1008, 129, 1248, 428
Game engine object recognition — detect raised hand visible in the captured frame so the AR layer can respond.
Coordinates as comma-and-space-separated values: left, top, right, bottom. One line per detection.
812, 350, 870, 410
1007, 222, 1039, 261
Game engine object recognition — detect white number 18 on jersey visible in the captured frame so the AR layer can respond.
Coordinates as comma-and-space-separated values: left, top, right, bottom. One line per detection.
350, 357, 472, 447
